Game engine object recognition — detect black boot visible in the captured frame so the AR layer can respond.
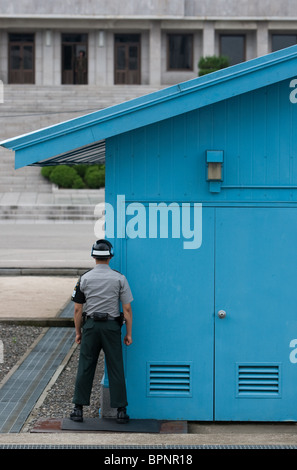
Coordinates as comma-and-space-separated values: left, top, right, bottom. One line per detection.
117, 407, 129, 424
70, 404, 83, 422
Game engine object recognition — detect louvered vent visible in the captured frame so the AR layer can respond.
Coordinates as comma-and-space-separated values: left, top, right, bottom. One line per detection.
237, 364, 280, 397
148, 363, 192, 397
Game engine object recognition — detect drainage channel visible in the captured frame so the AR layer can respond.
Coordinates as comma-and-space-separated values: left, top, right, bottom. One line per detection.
0, 302, 74, 433
0, 444, 296, 450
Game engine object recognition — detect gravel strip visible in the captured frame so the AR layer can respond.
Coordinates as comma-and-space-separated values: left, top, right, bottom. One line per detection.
0, 324, 104, 432
0, 324, 43, 384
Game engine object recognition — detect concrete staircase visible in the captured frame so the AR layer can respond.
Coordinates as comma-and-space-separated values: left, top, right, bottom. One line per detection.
0, 202, 99, 223
0, 84, 161, 221
0, 188, 105, 223
0, 148, 52, 193
0, 84, 162, 139
0, 203, 96, 223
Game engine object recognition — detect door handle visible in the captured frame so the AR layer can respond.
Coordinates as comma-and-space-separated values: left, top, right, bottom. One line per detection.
218, 310, 226, 319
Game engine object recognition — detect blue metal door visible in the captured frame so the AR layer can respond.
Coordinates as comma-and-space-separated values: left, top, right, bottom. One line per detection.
215, 207, 297, 421
124, 206, 215, 420
123, 205, 297, 421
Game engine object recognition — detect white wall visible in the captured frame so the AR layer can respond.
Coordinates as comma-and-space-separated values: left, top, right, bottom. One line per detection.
0, 0, 184, 16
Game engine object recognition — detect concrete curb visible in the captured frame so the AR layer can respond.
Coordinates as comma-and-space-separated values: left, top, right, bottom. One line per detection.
0, 267, 88, 276
0, 317, 74, 327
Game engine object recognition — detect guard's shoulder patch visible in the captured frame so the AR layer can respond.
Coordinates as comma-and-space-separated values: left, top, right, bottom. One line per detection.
80, 269, 91, 279
112, 269, 122, 275
82, 269, 91, 275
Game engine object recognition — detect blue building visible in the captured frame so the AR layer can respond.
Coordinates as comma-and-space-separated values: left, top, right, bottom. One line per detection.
3, 45, 297, 422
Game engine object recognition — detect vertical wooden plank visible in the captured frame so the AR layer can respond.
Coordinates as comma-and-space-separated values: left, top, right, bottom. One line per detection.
184, 109, 203, 201
225, 96, 240, 186
171, 113, 188, 201
278, 79, 292, 186
212, 100, 227, 199
251, 87, 267, 188
130, 127, 147, 200
198, 104, 214, 195
290, 81, 297, 185
145, 122, 161, 200
238, 91, 253, 187
157, 118, 173, 200
116, 132, 132, 196
266, 82, 280, 185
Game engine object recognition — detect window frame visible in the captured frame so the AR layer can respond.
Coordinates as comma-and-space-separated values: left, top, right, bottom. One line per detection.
271, 33, 297, 52
8, 32, 35, 84
166, 33, 194, 71
219, 34, 246, 66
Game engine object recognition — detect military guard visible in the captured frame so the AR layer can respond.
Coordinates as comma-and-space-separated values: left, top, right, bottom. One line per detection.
70, 239, 133, 423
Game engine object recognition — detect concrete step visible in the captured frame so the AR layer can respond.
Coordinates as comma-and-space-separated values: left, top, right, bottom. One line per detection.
0, 85, 163, 142
0, 186, 53, 193
0, 204, 95, 213
0, 204, 98, 222
1, 85, 161, 110
0, 147, 53, 193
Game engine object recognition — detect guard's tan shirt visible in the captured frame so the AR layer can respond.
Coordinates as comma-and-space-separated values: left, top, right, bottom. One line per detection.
72, 264, 133, 318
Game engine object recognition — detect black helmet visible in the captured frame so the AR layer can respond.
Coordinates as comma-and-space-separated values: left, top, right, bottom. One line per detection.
91, 239, 114, 259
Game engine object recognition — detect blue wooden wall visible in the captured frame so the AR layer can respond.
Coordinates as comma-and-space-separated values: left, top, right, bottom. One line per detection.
106, 78, 297, 205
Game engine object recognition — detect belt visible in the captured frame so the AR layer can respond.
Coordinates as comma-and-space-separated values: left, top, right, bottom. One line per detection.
86, 314, 119, 321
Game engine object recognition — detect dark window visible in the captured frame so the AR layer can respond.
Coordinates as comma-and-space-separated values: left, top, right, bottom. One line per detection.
220, 35, 245, 65
9, 33, 34, 43
114, 34, 141, 85
8, 33, 35, 84
62, 33, 88, 43
167, 34, 193, 70
115, 34, 140, 44
272, 34, 297, 52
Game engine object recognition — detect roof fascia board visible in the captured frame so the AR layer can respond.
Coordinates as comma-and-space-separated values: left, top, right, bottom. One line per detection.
3, 45, 297, 168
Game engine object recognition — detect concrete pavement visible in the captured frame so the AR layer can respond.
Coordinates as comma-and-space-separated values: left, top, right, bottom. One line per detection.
0, 276, 77, 318
0, 423, 297, 447
0, 189, 104, 272
0, 223, 95, 272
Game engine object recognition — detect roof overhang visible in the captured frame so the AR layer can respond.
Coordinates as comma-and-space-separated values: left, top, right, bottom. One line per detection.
29, 140, 106, 166
2, 44, 297, 169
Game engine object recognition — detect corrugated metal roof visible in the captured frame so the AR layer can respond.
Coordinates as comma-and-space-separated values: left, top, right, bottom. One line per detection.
29, 140, 106, 166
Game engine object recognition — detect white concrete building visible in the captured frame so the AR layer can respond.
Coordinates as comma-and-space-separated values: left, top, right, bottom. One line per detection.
1, 0, 297, 88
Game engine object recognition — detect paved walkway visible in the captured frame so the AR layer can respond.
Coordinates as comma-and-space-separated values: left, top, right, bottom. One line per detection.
0, 188, 105, 271
0, 223, 96, 271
